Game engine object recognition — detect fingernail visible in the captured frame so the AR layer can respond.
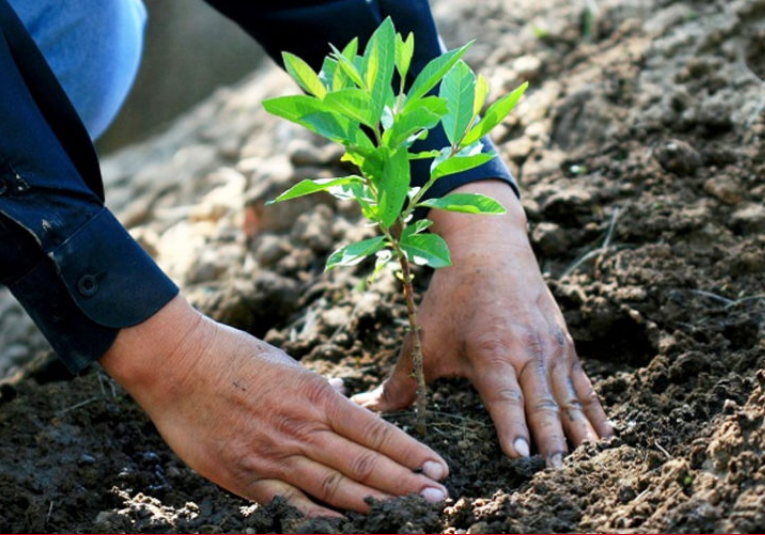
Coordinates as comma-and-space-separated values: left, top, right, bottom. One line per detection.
547, 453, 564, 469
513, 437, 530, 458
420, 486, 447, 503
422, 460, 447, 481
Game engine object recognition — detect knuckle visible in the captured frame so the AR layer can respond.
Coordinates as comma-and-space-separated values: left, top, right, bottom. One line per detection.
319, 471, 344, 503
560, 398, 584, 414
492, 387, 524, 407
363, 419, 394, 451
518, 353, 547, 382
580, 387, 601, 409
349, 451, 379, 483
274, 413, 321, 443
274, 487, 301, 504
472, 336, 513, 359
301, 377, 334, 409
520, 329, 550, 360
531, 397, 560, 417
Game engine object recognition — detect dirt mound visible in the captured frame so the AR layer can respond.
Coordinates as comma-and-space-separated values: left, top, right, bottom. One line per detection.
2, 0, 764, 532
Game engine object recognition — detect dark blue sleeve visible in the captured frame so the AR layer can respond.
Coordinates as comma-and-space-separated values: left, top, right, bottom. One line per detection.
0, 0, 178, 374
202, 0, 518, 200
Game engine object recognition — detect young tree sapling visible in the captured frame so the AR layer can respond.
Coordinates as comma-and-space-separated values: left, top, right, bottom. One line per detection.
264, 18, 528, 434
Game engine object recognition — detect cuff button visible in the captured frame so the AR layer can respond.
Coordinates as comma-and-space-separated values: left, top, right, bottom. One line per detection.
77, 274, 99, 297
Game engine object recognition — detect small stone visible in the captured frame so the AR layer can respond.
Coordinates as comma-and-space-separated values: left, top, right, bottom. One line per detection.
704, 177, 743, 205
618, 484, 636, 503
512, 55, 543, 80
288, 138, 325, 167
290, 205, 334, 253
321, 307, 351, 330
643, 4, 696, 36
654, 139, 702, 176
531, 222, 569, 257
78, 454, 96, 466
489, 66, 520, 93
254, 234, 291, 267
730, 203, 765, 233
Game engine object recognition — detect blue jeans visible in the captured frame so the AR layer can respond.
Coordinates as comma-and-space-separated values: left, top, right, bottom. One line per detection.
10, 0, 147, 140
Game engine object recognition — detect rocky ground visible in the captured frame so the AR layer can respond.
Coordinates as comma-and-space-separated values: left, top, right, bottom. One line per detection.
2, 0, 765, 532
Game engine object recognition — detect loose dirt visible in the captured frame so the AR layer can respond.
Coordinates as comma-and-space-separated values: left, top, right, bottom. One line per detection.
1, 0, 764, 532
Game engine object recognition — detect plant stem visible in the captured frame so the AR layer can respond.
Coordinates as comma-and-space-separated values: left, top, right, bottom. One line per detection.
396, 249, 428, 435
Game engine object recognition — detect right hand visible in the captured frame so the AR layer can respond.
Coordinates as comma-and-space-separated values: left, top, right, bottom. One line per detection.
100, 296, 449, 517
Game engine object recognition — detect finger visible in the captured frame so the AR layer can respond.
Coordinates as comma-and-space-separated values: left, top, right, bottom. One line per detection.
351, 334, 417, 412
309, 431, 449, 500
328, 394, 449, 481
286, 456, 444, 513
247, 479, 343, 518
518, 356, 568, 467
550, 357, 598, 447
471, 359, 530, 458
327, 377, 346, 395
570, 359, 614, 438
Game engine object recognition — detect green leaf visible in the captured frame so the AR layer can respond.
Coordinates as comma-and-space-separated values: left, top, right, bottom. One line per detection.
283, 52, 327, 98
405, 41, 473, 110
267, 176, 362, 204
401, 218, 434, 240
356, 145, 388, 183
342, 37, 359, 60
378, 148, 410, 229
263, 95, 357, 143
431, 152, 494, 179
326, 236, 387, 271
383, 96, 448, 148
262, 94, 326, 124
474, 74, 490, 117
319, 57, 338, 89
303, 112, 358, 144
440, 60, 476, 146
327, 181, 378, 220
409, 149, 442, 160
400, 233, 452, 268
462, 81, 529, 146
418, 193, 506, 214
395, 32, 415, 81
330, 43, 365, 88
324, 89, 377, 127
363, 17, 396, 122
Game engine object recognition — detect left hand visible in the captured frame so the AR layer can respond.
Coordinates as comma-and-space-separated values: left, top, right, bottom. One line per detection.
353, 181, 613, 466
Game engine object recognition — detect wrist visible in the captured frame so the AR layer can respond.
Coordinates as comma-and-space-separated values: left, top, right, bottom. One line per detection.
99, 295, 210, 407
429, 180, 528, 242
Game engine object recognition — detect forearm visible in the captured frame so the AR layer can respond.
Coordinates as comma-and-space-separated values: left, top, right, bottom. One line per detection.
0, 2, 178, 373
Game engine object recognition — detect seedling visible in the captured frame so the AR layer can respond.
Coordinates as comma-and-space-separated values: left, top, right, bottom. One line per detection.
264, 18, 527, 433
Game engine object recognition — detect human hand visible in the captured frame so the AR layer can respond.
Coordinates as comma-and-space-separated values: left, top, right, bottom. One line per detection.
100, 296, 449, 517
353, 181, 613, 467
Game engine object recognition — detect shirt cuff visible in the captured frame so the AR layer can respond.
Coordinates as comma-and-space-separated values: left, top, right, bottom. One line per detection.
410, 125, 519, 220
8, 207, 178, 373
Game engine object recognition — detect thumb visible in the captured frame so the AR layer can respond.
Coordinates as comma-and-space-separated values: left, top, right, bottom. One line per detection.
352, 334, 418, 411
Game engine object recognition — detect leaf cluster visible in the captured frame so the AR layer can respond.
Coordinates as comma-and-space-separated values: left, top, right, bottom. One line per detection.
264, 18, 527, 273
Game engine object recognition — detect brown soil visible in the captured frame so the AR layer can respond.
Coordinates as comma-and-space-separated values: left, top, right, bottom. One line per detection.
2, 0, 765, 532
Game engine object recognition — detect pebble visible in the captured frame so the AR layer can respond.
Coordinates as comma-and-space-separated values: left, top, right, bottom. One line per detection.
703, 177, 743, 205
730, 203, 765, 233
512, 55, 543, 80
654, 139, 702, 176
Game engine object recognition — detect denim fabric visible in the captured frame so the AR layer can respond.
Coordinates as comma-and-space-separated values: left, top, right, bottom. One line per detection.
0, 0, 178, 373
9, 0, 147, 140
